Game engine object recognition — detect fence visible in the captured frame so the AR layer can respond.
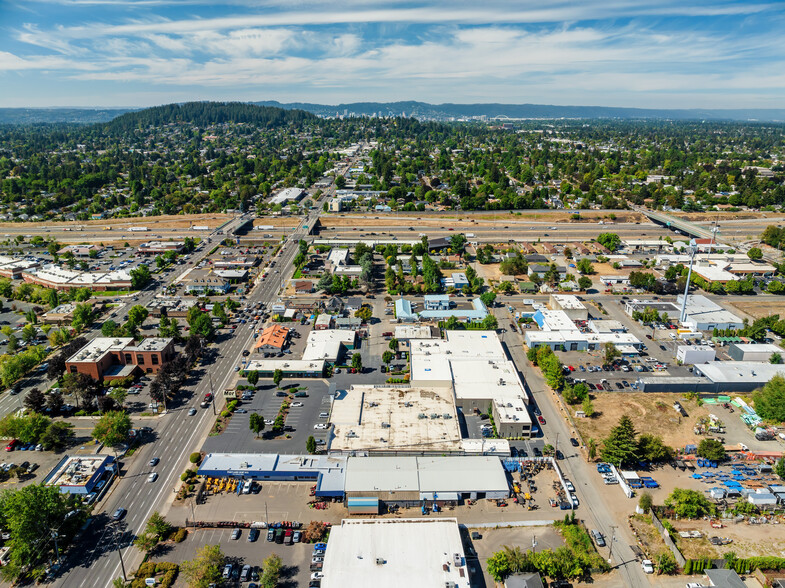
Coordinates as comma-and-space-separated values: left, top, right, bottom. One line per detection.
649, 510, 686, 567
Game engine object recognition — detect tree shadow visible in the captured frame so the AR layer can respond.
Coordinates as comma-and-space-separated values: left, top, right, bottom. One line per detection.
279, 563, 300, 588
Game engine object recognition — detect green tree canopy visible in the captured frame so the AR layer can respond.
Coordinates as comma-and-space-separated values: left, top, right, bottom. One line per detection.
664, 488, 717, 519
600, 415, 639, 467
181, 544, 224, 588
752, 374, 785, 422
92, 411, 132, 450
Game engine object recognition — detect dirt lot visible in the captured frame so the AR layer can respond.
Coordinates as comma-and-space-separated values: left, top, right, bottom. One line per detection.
572, 393, 714, 450
726, 299, 785, 321
671, 517, 785, 559
0, 212, 230, 231
320, 210, 647, 227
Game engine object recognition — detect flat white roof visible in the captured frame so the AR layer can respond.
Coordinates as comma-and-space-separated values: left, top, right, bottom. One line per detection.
244, 359, 325, 372
322, 518, 469, 588
344, 456, 419, 492
26, 264, 131, 286
330, 386, 462, 452
693, 264, 737, 282
729, 343, 782, 353
302, 330, 355, 362
551, 294, 586, 310
68, 337, 134, 363
537, 310, 579, 332
696, 362, 785, 384
394, 325, 434, 340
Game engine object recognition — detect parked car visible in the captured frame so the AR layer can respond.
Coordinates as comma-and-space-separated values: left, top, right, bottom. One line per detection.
569, 438, 579, 447
248, 528, 259, 542
231, 528, 241, 540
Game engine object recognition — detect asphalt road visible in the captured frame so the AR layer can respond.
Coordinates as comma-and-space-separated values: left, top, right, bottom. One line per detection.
49, 151, 356, 588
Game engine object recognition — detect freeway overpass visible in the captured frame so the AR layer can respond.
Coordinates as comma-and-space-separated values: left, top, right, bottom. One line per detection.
635, 207, 718, 241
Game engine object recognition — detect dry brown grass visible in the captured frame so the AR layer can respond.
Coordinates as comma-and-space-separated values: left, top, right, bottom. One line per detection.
630, 514, 670, 560
573, 392, 714, 449
0, 212, 230, 231
726, 299, 785, 321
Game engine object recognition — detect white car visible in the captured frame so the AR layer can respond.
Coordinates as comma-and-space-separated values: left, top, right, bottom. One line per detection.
311, 572, 324, 580
314, 423, 329, 430
291, 402, 304, 407
147, 473, 158, 483
641, 559, 654, 574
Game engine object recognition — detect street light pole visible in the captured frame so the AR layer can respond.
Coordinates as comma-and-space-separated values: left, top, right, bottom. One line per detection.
607, 525, 617, 565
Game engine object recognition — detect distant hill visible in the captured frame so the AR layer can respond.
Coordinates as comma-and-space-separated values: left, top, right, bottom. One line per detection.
254, 100, 785, 122
3, 100, 785, 124
104, 101, 316, 132
0, 107, 132, 124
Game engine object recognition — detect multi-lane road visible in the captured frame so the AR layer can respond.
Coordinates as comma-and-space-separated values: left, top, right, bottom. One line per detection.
51, 155, 345, 588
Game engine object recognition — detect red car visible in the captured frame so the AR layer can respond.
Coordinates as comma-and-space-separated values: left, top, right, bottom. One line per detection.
596, 384, 603, 391
568, 365, 575, 371
537, 416, 546, 425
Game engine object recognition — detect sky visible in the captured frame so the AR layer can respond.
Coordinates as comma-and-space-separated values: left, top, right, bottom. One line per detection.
1, 0, 784, 109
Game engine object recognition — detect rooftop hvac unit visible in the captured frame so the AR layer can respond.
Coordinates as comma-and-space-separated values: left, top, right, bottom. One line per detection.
430, 413, 440, 419
418, 413, 427, 419
376, 558, 386, 565
443, 414, 452, 419
381, 422, 390, 428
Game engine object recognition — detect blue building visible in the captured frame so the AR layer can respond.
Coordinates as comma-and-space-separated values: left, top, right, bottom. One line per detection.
419, 298, 489, 322
395, 298, 417, 322
44, 455, 117, 495
424, 294, 451, 311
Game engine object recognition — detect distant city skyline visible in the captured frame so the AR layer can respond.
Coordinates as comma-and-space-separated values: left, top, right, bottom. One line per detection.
1, 0, 784, 109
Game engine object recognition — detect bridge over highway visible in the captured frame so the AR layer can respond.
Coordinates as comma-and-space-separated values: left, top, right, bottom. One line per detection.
634, 207, 719, 242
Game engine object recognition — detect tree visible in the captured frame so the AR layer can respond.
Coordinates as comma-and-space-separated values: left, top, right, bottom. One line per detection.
188, 312, 215, 340
638, 491, 653, 513
577, 276, 592, 291
246, 370, 259, 387
600, 415, 639, 467
747, 247, 763, 260
39, 421, 73, 451
576, 258, 594, 275
92, 411, 132, 452
486, 550, 512, 583
21, 324, 37, 344
127, 304, 149, 328
181, 544, 224, 588
587, 438, 597, 460
481, 314, 498, 330
771, 352, 783, 364
260, 554, 282, 588
480, 291, 496, 307
249, 413, 264, 437
46, 389, 64, 414
130, 264, 152, 289
658, 551, 677, 575
133, 532, 159, 554
273, 369, 283, 388
382, 350, 394, 365
306, 435, 317, 454
603, 342, 621, 366
0, 484, 85, 581
637, 433, 672, 462
597, 233, 621, 251
109, 387, 127, 408
102, 320, 119, 337
581, 396, 595, 417
697, 438, 726, 462
24, 388, 46, 413
388, 338, 398, 351
70, 303, 94, 331
752, 374, 785, 422
664, 488, 716, 519
351, 353, 363, 371
354, 306, 372, 321
775, 458, 785, 481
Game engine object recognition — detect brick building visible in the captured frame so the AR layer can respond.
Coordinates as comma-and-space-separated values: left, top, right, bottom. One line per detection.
65, 337, 176, 381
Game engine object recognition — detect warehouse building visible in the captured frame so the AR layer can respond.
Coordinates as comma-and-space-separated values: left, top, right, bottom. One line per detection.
343, 456, 509, 505
727, 343, 783, 362
525, 329, 642, 354
321, 518, 469, 588
269, 187, 304, 206
409, 331, 532, 438
197, 453, 347, 498
693, 362, 785, 393
23, 265, 132, 291
625, 295, 743, 331
676, 345, 716, 365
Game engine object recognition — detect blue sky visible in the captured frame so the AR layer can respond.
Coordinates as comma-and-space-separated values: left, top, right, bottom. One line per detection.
1, 0, 784, 108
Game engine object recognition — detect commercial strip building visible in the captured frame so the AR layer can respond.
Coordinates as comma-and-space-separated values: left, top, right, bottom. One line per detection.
527, 309, 642, 354
43, 455, 117, 495
394, 297, 489, 322
22, 265, 132, 291
639, 362, 785, 394
301, 330, 357, 363
624, 295, 743, 331
147, 298, 197, 318
321, 518, 470, 588
0, 255, 40, 279
65, 337, 176, 381
137, 241, 185, 255
243, 359, 325, 378
57, 244, 102, 257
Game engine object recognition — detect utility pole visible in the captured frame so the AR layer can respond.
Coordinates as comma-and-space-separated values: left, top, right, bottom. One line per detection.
52, 531, 60, 565
679, 239, 698, 325
607, 525, 618, 565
